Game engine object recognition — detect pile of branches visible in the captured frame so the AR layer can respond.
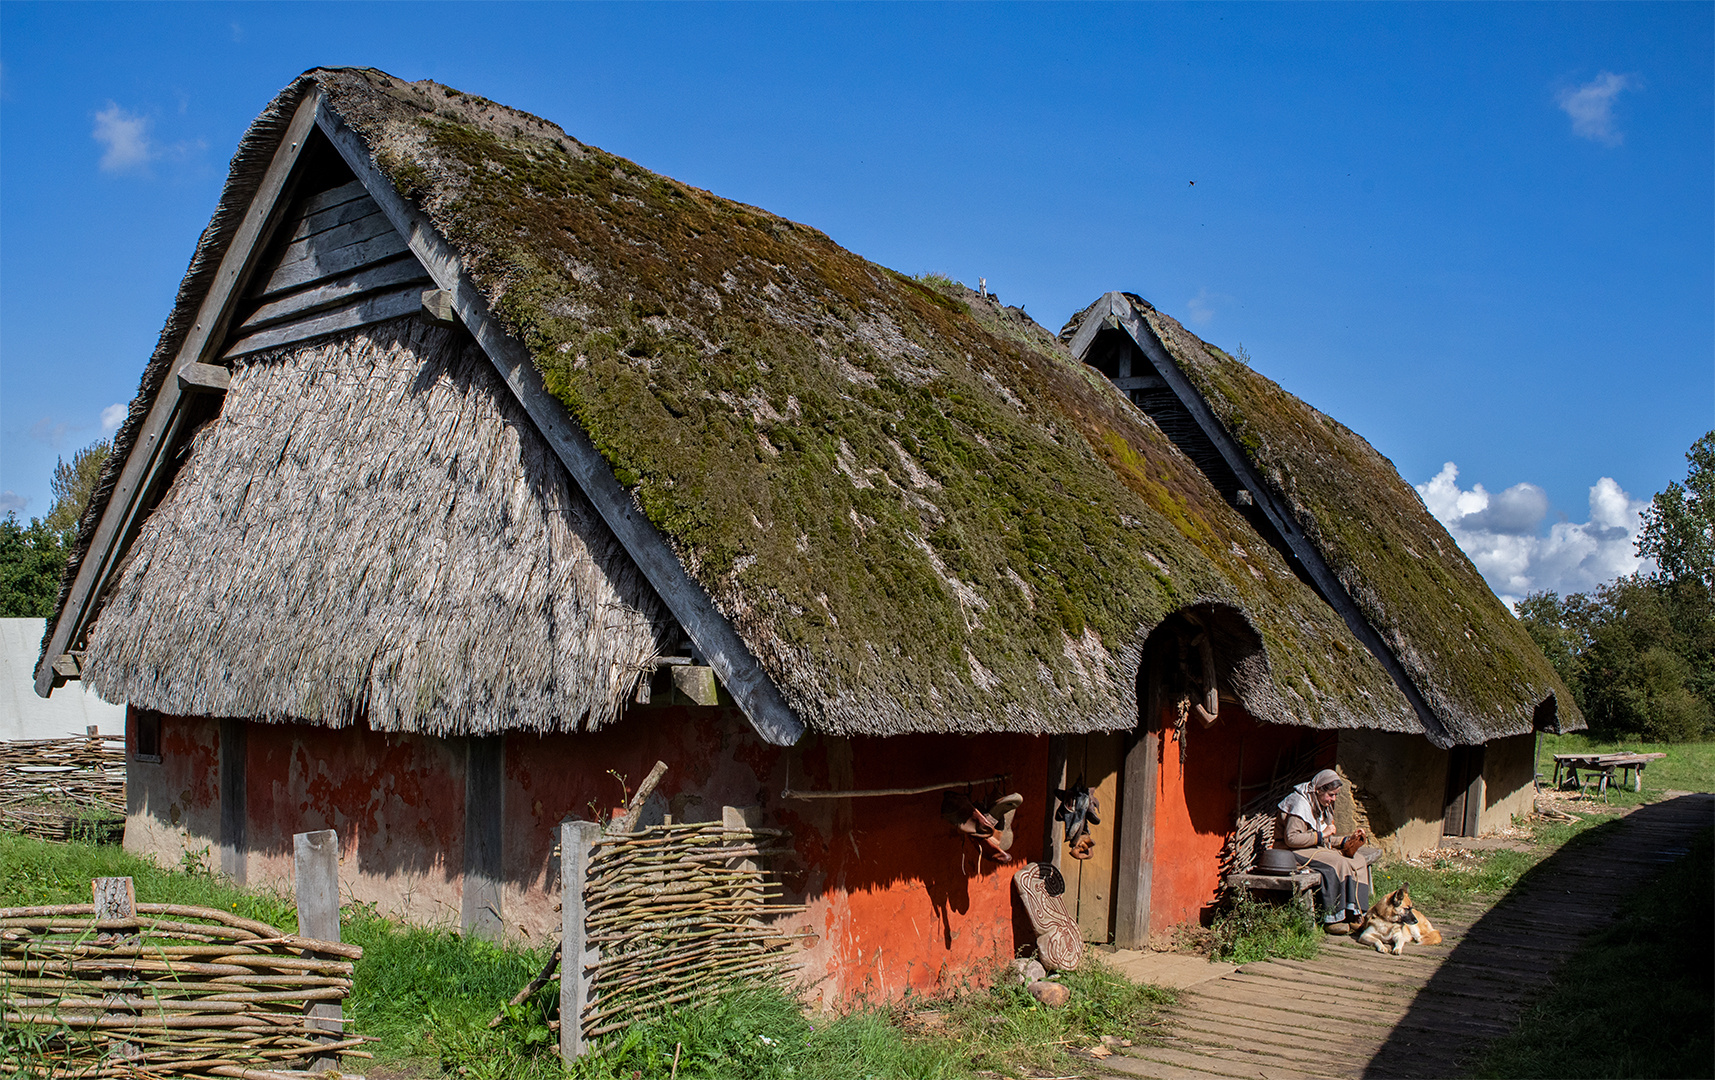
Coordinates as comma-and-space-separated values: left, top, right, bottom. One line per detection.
581, 821, 806, 1040
1, 737, 126, 843
1, 902, 368, 1077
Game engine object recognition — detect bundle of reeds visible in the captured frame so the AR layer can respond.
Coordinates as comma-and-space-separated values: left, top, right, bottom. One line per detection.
1, 736, 127, 844
579, 821, 807, 1040
0, 902, 368, 1077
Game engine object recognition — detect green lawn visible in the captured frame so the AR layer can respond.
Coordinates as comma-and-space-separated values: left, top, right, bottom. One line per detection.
0, 833, 1171, 1080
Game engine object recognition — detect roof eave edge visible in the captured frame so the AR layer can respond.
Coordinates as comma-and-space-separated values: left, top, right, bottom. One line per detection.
312, 97, 806, 748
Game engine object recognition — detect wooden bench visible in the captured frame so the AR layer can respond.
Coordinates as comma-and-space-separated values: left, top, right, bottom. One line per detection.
1224, 870, 1318, 896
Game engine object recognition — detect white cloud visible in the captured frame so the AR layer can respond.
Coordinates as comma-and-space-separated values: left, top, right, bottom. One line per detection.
1556, 72, 1633, 147
93, 102, 154, 173
0, 491, 27, 515
1185, 287, 1232, 327
1417, 462, 1648, 608
100, 404, 127, 434
28, 417, 71, 448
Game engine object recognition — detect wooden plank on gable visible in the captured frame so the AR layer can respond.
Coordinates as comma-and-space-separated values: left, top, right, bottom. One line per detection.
35, 91, 322, 698
224, 285, 424, 358
280, 193, 385, 247
315, 98, 807, 748
256, 215, 410, 297
236, 255, 430, 333
295, 179, 368, 218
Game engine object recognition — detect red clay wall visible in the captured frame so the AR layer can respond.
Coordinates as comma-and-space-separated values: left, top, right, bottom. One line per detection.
1147, 706, 1330, 935
125, 707, 1050, 1003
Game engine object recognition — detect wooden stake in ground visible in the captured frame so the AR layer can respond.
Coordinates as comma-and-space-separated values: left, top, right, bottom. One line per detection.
612, 760, 669, 834
293, 829, 342, 1071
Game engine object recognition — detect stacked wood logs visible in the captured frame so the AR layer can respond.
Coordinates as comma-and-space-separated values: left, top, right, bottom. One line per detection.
579, 821, 807, 1041
1, 901, 368, 1077
0, 736, 126, 843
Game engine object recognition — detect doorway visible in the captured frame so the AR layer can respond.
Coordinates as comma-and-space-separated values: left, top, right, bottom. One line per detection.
1058, 732, 1124, 943
1442, 744, 1485, 837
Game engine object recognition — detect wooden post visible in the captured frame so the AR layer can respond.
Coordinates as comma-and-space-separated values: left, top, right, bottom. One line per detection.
218, 719, 247, 885
1043, 735, 1068, 871
94, 878, 138, 1058
294, 829, 342, 1070
462, 736, 505, 940
560, 819, 601, 1064
93, 876, 135, 920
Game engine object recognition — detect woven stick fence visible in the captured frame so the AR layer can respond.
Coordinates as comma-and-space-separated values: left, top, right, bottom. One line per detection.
1, 900, 368, 1077
575, 821, 807, 1043
1, 736, 126, 843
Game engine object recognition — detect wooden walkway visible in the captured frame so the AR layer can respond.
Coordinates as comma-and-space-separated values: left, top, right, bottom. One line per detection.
1098, 792, 1713, 1080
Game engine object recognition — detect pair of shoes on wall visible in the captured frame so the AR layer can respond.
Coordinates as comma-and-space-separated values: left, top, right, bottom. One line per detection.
942, 791, 1024, 862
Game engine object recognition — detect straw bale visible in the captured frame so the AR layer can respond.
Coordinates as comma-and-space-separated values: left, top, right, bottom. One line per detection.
82, 317, 670, 735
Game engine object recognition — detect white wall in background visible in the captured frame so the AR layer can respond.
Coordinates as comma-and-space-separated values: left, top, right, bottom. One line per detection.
1, 618, 126, 740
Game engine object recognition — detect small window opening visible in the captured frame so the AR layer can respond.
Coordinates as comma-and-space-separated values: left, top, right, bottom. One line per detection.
133, 711, 162, 763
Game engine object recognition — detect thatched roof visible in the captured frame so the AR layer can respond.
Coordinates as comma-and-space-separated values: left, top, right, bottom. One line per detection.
43, 67, 1430, 741
1061, 293, 1582, 744
83, 319, 670, 735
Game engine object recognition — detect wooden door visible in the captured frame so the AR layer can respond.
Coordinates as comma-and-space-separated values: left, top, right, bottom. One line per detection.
1442, 745, 1485, 837
1062, 732, 1124, 943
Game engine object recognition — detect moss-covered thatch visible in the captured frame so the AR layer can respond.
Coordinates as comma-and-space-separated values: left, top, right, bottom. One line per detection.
305, 69, 1420, 737
47, 68, 1423, 739
84, 319, 670, 735
1100, 302, 1582, 744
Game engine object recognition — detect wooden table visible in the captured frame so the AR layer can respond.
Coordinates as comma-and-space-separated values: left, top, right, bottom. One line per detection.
1552, 752, 1667, 796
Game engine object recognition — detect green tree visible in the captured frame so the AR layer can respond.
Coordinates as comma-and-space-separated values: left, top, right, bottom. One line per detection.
1517, 431, 1715, 742
0, 438, 110, 619
45, 439, 110, 535
0, 513, 70, 617
1637, 431, 1714, 588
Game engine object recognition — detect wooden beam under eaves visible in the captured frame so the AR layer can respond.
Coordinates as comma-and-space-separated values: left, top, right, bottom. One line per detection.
35, 92, 322, 699
313, 99, 806, 748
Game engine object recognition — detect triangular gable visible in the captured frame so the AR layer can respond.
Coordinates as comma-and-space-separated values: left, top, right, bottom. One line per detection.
37, 81, 805, 746
1065, 291, 1578, 746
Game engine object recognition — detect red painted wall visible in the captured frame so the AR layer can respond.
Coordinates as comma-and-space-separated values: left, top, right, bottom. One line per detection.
1147, 706, 1329, 934
127, 708, 1051, 1003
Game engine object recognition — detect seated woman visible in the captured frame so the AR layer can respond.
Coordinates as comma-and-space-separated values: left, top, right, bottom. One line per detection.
1273, 768, 1383, 933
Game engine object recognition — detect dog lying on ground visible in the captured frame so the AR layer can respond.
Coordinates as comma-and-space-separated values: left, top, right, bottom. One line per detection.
1355, 884, 1442, 955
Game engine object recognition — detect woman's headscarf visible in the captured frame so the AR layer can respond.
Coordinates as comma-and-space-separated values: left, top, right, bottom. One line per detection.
1278, 769, 1341, 830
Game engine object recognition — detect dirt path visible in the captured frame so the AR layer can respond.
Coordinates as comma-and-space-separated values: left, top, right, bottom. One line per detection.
1095, 792, 1712, 1080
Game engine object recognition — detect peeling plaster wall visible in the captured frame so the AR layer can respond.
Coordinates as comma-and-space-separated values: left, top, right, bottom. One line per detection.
125, 708, 221, 870
1335, 729, 1451, 856
1482, 733, 1536, 832
123, 706, 1051, 1003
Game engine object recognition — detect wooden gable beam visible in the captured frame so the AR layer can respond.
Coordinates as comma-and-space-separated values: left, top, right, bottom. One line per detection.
1073, 292, 1451, 746
35, 93, 322, 698
313, 100, 806, 748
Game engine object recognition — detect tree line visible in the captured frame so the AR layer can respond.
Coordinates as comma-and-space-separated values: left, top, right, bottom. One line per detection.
1518, 432, 1714, 743
0, 440, 109, 618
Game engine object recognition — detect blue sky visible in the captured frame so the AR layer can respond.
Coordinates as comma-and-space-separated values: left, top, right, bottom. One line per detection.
2, 2, 1709, 604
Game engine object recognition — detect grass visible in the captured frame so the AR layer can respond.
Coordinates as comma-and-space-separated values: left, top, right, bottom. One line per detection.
1207, 891, 1321, 964
1474, 825, 1714, 1080
0, 833, 1173, 1079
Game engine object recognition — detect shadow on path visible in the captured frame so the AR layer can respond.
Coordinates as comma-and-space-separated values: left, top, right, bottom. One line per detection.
1363, 792, 1714, 1079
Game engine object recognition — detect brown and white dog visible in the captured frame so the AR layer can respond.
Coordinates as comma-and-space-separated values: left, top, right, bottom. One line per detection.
1355, 884, 1442, 955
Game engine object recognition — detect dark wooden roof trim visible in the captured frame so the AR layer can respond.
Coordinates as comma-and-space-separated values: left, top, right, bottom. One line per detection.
313, 99, 806, 747
1072, 292, 1452, 746
33, 93, 322, 698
